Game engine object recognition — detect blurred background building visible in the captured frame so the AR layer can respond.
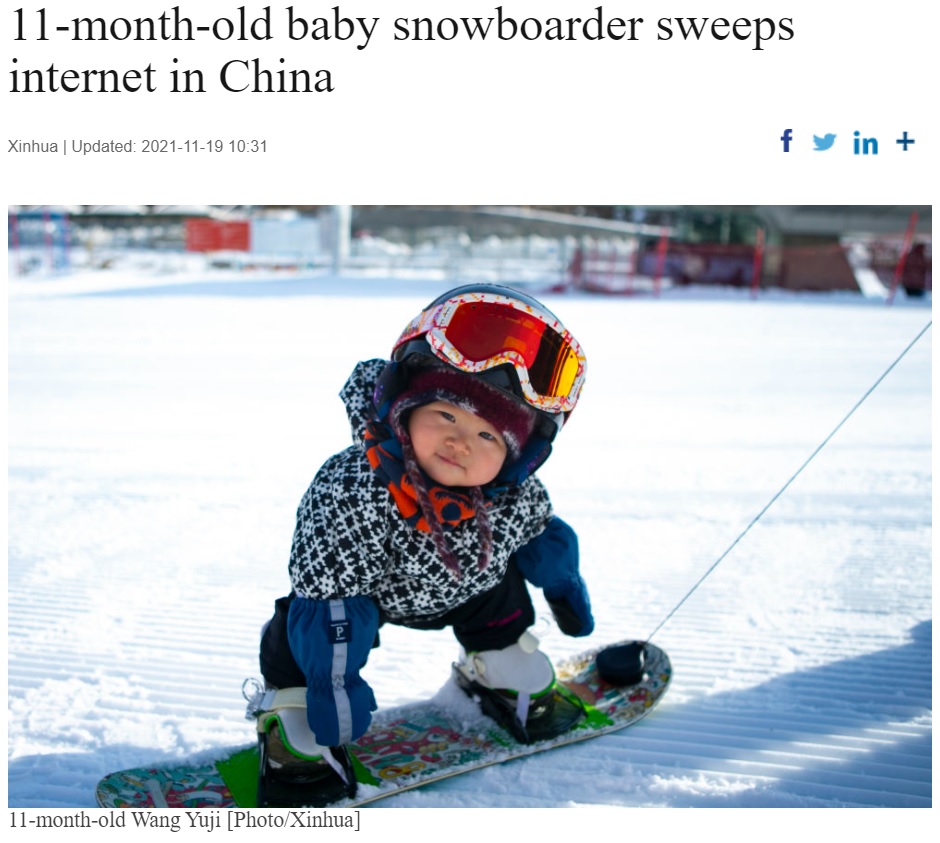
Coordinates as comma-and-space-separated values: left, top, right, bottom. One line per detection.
7, 204, 932, 298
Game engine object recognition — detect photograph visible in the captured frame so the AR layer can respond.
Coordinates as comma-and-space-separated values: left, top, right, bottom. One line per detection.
7, 204, 932, 813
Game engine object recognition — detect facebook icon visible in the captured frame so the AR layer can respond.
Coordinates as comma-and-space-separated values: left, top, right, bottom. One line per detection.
780, 129, 794, 152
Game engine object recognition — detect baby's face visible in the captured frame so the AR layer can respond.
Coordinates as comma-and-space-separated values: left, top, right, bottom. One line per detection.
408, 401, 507, 487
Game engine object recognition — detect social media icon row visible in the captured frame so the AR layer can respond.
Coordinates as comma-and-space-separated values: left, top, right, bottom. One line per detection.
780, 130, 916, 154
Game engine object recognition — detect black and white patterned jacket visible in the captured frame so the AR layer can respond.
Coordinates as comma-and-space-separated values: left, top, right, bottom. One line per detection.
288, 359, 554, 623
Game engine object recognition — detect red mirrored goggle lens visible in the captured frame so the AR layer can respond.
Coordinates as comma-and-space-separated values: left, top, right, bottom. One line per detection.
442, 301, 581, 400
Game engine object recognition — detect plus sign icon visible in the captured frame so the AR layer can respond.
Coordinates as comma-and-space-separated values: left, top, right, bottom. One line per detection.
896, 131, 916, 151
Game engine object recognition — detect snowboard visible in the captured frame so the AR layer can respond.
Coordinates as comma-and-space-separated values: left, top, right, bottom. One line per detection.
95, 640, 670, 809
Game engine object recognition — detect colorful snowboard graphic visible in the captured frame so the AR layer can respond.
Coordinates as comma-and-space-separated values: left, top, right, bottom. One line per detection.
96, 640, 671, 809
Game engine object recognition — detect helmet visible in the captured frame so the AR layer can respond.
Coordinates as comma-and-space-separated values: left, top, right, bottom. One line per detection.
391, 284, 586, 441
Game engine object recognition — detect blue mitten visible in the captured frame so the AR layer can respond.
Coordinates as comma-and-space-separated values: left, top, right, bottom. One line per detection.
287, 595, 379, 745
514, 517, 594, 637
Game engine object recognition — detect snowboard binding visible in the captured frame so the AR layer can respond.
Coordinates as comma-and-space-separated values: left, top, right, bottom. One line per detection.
453, 632, 589, 744
453, 666, 587, 744
257, 723, 357, 808
243, 680, 358, 808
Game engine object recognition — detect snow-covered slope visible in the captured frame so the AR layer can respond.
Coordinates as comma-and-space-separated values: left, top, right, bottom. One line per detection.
7, 270, 932, 814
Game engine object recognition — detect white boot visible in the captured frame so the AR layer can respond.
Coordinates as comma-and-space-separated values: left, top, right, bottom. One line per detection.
457, 631, 555, 724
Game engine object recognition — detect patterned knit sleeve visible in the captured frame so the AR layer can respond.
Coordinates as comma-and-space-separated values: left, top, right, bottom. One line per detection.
288, 447, 392, 600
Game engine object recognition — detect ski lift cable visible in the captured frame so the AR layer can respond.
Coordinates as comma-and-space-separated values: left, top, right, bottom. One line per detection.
646, 319, 932, 643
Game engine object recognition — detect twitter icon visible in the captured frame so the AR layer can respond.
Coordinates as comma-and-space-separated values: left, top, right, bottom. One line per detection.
813, 133, 837, 151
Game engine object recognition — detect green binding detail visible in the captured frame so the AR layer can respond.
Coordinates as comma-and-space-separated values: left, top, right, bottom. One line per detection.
252, 687, 380, 788
217, 748, 261, 808
245, 683, 378, 791
260, 715, 316, 760
216, 745, 381, 806
254, 688, 325, 761
348, 753, 380, 787
555, 683, 613, 729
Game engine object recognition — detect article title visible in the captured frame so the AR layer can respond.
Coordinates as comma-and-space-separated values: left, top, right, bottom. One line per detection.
11, 5, 795, 94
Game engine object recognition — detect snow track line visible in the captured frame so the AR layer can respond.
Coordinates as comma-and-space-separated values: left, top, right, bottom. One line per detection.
607, 734, 932, 781
525, 729, 930, 778
433, 744, 931, 808
560, 741, 932, 795
646, 319, 933, 641
648, 712, 931, 744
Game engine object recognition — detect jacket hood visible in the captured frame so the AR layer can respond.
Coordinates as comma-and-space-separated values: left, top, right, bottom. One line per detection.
339, 359, 553, 489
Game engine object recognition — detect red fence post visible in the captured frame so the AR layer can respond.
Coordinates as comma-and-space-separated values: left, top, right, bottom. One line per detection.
887, 211, 919, 305
751, 228, 765, 298
653, 232, 668, 296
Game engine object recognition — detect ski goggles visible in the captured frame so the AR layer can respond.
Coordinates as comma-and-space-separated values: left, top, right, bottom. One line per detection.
394, 292, 586, 413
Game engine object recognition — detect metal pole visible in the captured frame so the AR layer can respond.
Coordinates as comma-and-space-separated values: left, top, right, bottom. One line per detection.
332, 205, 351, 276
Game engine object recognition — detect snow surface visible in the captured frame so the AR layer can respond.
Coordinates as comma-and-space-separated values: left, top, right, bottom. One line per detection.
6, 262, 932, 824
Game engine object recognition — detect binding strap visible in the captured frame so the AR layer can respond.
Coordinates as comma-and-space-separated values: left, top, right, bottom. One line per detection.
244, 683, 349, 783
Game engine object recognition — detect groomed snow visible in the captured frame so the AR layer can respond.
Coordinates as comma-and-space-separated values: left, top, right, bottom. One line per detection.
6, 264, 932, 823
